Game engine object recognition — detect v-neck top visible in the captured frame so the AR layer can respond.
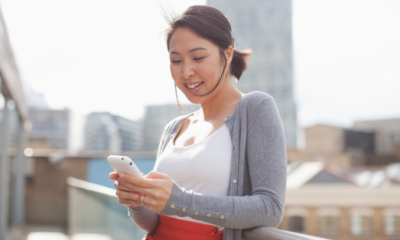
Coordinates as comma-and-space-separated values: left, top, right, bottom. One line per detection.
153, 124, 232, 230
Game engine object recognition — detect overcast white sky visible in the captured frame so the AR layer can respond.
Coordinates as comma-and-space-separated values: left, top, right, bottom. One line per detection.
1, 0, 399, 128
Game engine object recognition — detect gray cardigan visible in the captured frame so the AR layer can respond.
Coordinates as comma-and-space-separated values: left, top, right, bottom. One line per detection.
128, 91, 287, 240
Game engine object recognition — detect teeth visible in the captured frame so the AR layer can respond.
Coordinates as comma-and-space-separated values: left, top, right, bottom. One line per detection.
186, 82, 202, 89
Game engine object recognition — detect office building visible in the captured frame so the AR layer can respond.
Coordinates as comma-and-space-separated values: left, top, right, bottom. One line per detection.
353, 118, 400, 156
84, 112, 142, 152
28, 108, 71, 149
208, 0, 298, 147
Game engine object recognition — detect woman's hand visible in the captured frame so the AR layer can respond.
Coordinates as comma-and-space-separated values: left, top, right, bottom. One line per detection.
109, 172, 145, 208
115, 171, 174, 213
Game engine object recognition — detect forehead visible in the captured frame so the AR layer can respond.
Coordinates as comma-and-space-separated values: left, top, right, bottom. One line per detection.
168, 27, 216, 52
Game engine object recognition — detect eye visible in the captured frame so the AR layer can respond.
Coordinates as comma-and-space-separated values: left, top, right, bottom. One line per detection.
171, 60, 181, 64
194, 57, 205, 61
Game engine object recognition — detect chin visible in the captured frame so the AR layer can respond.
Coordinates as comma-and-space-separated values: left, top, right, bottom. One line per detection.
185, 95, 203, 105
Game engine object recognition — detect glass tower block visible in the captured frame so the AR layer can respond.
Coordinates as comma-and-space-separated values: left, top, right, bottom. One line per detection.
207, 0, 298, 147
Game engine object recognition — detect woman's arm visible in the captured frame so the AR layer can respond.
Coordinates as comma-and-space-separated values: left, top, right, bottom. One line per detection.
159, 97, 287, 228
128, 205, 159, 233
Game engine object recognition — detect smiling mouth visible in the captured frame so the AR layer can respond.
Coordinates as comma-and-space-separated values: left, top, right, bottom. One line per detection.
185, 82, 204, 89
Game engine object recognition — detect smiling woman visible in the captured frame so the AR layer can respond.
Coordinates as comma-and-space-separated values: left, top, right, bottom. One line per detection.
166, 8, 251, 108
109, 5, 287, 240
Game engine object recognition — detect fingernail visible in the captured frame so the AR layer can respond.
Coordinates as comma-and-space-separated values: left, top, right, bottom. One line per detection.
132, 193, 138, 199
120, 173, 125, 178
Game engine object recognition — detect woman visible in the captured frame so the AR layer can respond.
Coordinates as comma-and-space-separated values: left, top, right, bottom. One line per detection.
109, 5, 287, 240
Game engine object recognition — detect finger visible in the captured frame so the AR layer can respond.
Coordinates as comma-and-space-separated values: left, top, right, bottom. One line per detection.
116, 177, 140, 192
115, 178, 149, 195
137, 193, 168, 214
116, 189, 140, 201
118, 198, 145, 208
119, 173, 160, 188
119, 180, 149, 195
109, 172, 119, 180
114, 181, 134, 192
145, 171, 169, 180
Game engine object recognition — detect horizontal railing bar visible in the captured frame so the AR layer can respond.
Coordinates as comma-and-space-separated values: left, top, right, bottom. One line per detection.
242, 227, 331, 240
67, 177, 117, 201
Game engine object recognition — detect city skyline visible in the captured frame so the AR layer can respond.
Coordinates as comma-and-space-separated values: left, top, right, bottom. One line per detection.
0, 0, 399, 128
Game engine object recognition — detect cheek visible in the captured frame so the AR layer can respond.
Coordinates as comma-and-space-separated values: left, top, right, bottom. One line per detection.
197, 61, 220, 81
170, 65, 181, 83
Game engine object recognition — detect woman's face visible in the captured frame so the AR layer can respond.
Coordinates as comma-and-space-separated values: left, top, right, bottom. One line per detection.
168, 27, 231, 104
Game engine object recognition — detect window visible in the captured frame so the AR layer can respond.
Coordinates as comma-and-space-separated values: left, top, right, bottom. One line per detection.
351, 213, 373, 236
289, 216, 304, 233
384, 209, 400, 236
319, 216, 340, 236
286, 207, 308, 233
317, 208, 341, 236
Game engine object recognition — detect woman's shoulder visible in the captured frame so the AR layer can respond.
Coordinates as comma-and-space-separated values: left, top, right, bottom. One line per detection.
240, 91, 275, 112
240, 91, 282, 131
163, 112, 193, 135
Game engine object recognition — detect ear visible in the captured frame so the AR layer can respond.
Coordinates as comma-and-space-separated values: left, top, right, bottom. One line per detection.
224, 45, 234, 67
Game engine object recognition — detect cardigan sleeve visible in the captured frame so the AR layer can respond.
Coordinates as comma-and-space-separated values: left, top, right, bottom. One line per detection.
159, 97, 287, 229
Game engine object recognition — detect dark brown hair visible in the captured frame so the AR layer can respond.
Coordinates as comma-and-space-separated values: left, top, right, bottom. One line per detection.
165, 5, 252, 111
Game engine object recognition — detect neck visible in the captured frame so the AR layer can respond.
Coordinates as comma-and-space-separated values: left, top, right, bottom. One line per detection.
198, 76, 243, 121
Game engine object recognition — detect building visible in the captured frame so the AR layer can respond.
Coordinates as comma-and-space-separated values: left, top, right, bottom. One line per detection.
20, 88, 86, 151
84, 112, 142, 152
28, 108, 71, 149
295, 121, 400, 167
353, 118, 400, 156
142, 104, 200, 152
304, 124, 375, 155
280, 161, 400, 239
287, 124, 378, 168
208, 0, 298, 148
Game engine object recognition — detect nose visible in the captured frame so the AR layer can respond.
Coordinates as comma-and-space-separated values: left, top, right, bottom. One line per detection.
182, 62, 195, 79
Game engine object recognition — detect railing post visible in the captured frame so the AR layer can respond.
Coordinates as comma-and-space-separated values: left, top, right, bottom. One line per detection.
0, 100, 10, 240
12, 117, 27, 226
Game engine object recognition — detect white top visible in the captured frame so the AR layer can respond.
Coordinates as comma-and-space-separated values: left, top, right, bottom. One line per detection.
153, 124, 232, 230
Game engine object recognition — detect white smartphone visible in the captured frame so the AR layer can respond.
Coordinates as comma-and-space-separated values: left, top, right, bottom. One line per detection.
107, 155, 143, 178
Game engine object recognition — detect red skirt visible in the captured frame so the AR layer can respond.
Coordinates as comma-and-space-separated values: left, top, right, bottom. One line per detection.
144, 215, 224, 240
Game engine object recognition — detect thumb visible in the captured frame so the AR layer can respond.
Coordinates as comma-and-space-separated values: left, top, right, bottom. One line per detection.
145, 171, 168, 179
109, 172, 119, 180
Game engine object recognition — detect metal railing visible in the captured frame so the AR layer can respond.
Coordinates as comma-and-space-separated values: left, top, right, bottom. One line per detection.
67, 177, 330, 240
242, 227, 330, 240
67, 177, 147, 240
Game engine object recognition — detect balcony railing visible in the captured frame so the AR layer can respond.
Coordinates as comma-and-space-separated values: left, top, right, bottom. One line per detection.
67, 177, 330, 240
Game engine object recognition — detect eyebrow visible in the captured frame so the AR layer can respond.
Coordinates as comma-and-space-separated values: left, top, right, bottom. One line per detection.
170, 47, 208, 55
